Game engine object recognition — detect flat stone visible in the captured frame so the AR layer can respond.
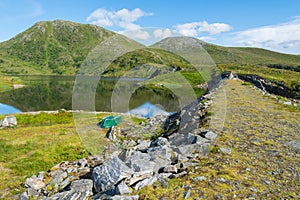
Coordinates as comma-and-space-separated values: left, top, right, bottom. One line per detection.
169, 171, 187, 179
106, 195, 139, 200
128, 170, 154, 186
133, 176, 157, 190
25, 175, 46, 190
163, 165, 178, 174
70, 179, 93, 193
116, 180, 131, 195
92, 157, 134, 193
219, 148, 232, 154
193, 176, 207, 181
204, 131, 217, 140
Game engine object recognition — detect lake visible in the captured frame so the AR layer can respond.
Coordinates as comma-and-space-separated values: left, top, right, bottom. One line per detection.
0, 75, 188, 113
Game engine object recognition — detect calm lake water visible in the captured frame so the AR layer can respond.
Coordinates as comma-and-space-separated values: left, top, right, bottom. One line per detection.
0, 75, 183, 113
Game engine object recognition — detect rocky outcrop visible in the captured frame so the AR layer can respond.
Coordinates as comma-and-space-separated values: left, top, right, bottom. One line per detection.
237, 74, 300, 100
20, 95, 216, 200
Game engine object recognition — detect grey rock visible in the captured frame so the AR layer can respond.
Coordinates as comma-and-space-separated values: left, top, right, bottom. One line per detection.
0, 116, 17, 127
219, 148, 232, 154
106, 195, 139, 200
157, 175, 168, 188
70, 179, 93, 193
193, 176, 207, 182
217, 178, 227, 183
27, 188, 39, 197
25, 175, 46, 190
78, 158, 88, 167
184, 189, 191, 199
133, 140, 151, 150
106, 126, 119, 141
172, 143, 209, 158
49, 169, 68, 185
128, 170, 154, 186
92, 157, 134, 193
133, 176, 157, 190
163, 165, 178, 174
19, 192, 29, 200
121, 150, 156, 173
203, 131, 217, 140
150, 137, 170, 147
116, 180, 131, 195
44, 190, 90, 200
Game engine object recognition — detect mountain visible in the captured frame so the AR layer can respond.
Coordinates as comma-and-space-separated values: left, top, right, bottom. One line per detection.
152, 37, 300, 67
0, 20, 143, 75
152, 37, 300, 90
0, 20, 299, 77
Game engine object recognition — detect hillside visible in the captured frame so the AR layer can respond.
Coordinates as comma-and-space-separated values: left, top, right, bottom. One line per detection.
153, 37, 300, 67
0, 20, 143, 75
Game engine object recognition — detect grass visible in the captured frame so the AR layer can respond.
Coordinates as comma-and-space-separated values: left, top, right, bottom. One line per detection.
0, 112, 90, 198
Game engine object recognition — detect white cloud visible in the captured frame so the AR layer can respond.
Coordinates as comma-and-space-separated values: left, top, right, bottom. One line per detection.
198, 21, 232, 34
230, 18, 300, 54
174, 21, 232, 36
120, 29, 151, 41
153, 29, 172, 39
87, 8, 152, 30
87, 8, 153, 40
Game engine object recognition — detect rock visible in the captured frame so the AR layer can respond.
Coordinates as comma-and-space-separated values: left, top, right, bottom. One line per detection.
128, 170, 154, 186
163, 165, 178, 174
77, 158, 88, 167
0, 116, 17, 127
184, 189, 191, 199
106, 195, 139, 200
44, 190, 90, 200
27, 188, 39, 197
121, 150, 156, 173
70, 179, 93, 193
19, 192, 29, 200
169, 171, 187, 179
217, 178, 227, 183
133, 140, 151, 150
219, 148, 232, 154
25, 175, 46, 190
116, 180, 131, 195
92, 157, 134, 193
150, 137, 170, 147
193, 176, 207, 182
172, 143, 209, 158
106, 126, 120, 141
133, 176, 157, 190
202, 131, 217, 140
157, 175, 168, 188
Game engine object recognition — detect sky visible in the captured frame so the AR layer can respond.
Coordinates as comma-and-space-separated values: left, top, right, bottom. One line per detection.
0, 0, 300, 54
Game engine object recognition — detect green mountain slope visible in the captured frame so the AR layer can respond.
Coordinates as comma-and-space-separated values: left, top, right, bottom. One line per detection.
0, 20, 143, 75
153, 37, 300, 67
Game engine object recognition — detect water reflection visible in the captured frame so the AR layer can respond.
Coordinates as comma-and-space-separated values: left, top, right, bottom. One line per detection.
0, 76, 181, 113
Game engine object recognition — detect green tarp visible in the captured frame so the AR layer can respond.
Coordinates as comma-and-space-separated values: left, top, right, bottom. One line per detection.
98, 115, 122, 128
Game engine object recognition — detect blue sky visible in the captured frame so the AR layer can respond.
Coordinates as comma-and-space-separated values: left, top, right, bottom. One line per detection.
0, 0, 300, 54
